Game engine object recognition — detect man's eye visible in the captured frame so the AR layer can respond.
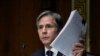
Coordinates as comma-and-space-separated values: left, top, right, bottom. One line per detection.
46, 25, 55, 28
46, 25, 51, 28
38, 26, 43, 29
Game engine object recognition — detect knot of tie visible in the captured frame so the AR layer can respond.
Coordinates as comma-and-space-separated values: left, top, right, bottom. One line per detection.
46, 50, 53, 56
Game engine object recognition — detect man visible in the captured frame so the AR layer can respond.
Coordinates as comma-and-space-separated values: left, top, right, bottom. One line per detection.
31, 11, 92, 56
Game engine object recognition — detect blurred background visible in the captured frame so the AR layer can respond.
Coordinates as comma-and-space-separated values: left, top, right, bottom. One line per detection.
0, 0, 100, 56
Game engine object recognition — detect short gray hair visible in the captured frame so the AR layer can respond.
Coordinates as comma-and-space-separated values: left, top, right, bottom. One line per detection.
36, 10, 63, 31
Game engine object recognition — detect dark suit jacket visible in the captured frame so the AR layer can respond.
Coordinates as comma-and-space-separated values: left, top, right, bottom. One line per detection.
31, 48, 95, 56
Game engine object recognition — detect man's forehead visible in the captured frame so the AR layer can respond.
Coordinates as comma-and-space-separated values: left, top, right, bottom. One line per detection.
38, 16, 55, 24
38, 21, 55, 26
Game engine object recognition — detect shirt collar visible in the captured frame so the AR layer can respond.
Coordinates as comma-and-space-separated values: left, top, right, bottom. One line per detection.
45, 47, 58, 56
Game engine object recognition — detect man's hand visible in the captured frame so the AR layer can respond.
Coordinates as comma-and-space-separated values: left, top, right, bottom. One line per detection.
72, 39, 85, 56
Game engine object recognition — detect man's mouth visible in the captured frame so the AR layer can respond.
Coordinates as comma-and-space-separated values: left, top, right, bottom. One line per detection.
42, 37, 49, 40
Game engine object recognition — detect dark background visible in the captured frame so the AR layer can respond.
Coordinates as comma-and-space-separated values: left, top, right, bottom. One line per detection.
0, 0, 100, 56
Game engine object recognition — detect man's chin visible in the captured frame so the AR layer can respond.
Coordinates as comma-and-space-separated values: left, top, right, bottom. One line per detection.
42, 42, 51, 46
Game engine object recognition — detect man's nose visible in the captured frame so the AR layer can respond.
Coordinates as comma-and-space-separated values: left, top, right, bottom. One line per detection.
42, 27, 47, 34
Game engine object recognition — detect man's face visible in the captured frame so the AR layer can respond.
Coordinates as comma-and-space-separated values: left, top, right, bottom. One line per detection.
37, 16, 58, 46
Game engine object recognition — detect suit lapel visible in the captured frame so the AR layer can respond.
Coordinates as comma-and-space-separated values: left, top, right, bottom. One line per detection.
39, 48, 45, 56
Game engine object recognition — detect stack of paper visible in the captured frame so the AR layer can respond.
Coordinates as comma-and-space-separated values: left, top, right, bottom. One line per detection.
50, 10, 86, 56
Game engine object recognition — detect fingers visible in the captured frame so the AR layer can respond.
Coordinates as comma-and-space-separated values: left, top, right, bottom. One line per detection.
72, 39, 85, 56
72, 48, 84, 56
79, 38, 85, 45
73, 42, 84, 51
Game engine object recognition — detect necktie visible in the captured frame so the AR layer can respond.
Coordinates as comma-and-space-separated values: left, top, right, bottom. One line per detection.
46, 50, 53, 56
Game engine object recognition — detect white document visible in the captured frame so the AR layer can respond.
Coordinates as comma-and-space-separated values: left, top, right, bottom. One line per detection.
50, 10, 85, 56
